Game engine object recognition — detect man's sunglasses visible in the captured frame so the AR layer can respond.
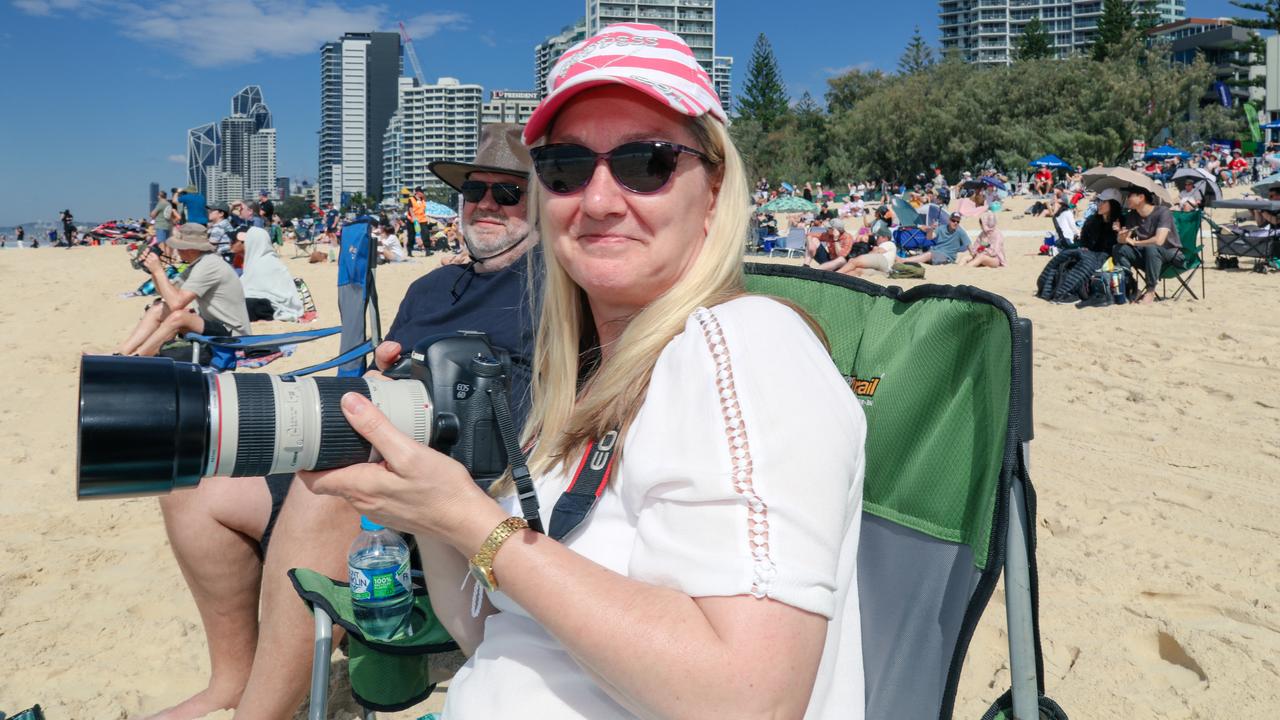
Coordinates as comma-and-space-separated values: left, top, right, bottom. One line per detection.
460, 180, 524, 206
530, 141, 710, 195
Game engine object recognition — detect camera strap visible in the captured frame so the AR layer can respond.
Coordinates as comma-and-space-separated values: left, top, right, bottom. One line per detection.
547, 430, 619, 542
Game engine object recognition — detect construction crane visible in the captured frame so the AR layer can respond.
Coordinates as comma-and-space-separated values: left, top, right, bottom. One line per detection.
399, 22, 426, 85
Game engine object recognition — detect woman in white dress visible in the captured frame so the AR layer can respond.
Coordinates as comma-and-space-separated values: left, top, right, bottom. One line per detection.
302, 24, 866, 720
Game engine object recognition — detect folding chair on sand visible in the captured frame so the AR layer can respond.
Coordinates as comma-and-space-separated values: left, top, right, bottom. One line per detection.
770, 226, 807, 258
182, 217, 382, 377
289, 264, 1067, 720
1162, 210, 1205, 301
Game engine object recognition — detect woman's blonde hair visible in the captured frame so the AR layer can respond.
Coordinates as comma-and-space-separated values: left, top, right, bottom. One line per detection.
492, 115, 750, 494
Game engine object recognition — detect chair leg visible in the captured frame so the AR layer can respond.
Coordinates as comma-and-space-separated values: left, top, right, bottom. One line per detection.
309, 608, 334, 720
1006, 463, 1040, 720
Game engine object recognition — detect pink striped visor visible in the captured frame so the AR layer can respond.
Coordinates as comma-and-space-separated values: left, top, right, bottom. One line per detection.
523, 23, 727, 145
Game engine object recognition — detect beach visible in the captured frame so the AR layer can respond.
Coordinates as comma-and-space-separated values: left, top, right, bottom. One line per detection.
1, 193, 1277, 718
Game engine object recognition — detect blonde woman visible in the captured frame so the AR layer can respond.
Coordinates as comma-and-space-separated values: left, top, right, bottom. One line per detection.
302, 25, 865, 719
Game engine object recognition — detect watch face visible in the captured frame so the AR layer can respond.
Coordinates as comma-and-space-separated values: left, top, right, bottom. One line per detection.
470, 563, 497, 592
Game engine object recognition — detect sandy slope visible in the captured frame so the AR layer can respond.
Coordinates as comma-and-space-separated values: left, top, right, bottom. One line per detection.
0, 193, 1276, 718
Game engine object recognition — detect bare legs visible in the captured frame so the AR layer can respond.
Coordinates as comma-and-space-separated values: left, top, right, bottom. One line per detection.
117, 302, 205, 357
803, 236, 847, 271
962, 253, 1001, 268
147, 477, 273, 720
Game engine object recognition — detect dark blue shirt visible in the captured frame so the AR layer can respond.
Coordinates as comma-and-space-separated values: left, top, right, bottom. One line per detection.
386, 249, 540, 427
179, 193, 209, 225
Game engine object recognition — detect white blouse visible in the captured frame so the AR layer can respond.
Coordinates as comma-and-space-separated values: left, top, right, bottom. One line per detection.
443, 296, 866, 719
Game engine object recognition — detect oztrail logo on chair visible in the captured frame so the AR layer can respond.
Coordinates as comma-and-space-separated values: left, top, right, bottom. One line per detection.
850, 375, 882, 405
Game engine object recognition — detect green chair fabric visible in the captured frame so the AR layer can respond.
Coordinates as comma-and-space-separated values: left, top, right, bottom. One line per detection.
289, 568, 457, 712
743, 263, 1055, 720
1163, 210, 1205, 300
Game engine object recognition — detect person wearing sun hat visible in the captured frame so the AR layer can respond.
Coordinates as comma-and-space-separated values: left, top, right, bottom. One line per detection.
298, 23, 865, 720
116, 222, 250, 357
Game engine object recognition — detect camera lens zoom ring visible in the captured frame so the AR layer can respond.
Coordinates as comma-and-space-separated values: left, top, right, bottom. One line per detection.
315, 379, 374, 470
232, 374, 277, 477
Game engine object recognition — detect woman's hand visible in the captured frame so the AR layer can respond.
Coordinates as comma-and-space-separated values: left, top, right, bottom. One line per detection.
297, 391, 505, 553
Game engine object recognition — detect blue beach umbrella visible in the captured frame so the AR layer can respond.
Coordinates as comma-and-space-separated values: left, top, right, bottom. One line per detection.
1144, 144, 1190, 160
980, 176, 1008, 191
1261, 120, 1280, 130
1029, 154, 1073, 171
422, 201, 457, 219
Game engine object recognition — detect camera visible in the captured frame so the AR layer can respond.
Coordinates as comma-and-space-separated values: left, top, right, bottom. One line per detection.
76, 332, 513, 499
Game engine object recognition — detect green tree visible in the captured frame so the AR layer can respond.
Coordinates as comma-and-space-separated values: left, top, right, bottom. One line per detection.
1091, 0, 1136, 61
825, 68, 887, 114
1229, 1, 1275, 88
276, 195, 312, 221
898, 26, 935, 74
1015, 18, 1054, 61
737, 33, 790, 132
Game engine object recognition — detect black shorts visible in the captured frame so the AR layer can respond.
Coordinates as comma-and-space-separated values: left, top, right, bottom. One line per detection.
200, 315, 232, 338
257, 473, 294, 559
245, 297, 275, 322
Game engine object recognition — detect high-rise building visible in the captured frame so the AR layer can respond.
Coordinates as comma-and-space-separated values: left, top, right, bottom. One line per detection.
186, 122, 220, 197
148, 182, 159, 212
713, 55, 733, 110
535, 18, 587, 97
939, 0, 1186, 65
207, 167, 245, 206
586, 1, 719, 75
382, 109, 404, 200
319, 32, 402, 207
385, 76, 483, 194
275, 176, 291, 200
249, 129, 277, 197
1149, 17, 1264, 106
219, 115, 255, 182
481, 90, 540, 127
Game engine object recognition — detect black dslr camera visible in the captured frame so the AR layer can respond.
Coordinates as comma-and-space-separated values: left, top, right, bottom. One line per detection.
76, 332, 515, 498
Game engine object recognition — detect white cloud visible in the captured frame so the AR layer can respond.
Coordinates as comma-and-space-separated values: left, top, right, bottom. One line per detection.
823, 61, 876, 76
14, 1, 468, 67
167, 154, 185, 163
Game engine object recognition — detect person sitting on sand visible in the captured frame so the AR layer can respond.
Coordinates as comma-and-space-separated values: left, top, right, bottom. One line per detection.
963, 212, 1005, 267
908, 211, 970, 265
838, 226, 897, 278
116, 223, 250, 357
374, 222, 408, 263
1113, 186, 1179, 305
804, 219, 853, 271
239, 226, 304, 322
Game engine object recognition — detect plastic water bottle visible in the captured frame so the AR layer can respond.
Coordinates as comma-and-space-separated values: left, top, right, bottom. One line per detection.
348, 516, 413, 641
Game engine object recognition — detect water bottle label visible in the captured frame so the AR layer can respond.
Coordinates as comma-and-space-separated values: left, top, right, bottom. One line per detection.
349, 558, 410, 601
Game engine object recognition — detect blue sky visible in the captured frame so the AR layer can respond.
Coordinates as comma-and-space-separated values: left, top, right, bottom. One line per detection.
0, 0, 1243, 225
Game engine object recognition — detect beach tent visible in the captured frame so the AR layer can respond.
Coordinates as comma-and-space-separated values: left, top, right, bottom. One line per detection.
1145, 144, 1190, 160
1029, 154, 1073, 171
760, 195, 819, 214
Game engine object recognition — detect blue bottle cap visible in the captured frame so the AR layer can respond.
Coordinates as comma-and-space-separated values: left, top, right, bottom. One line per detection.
360, 516, 384, 532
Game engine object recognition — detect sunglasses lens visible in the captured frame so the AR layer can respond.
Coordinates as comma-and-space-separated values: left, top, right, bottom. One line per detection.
533, 145, 597, 194
491, 183, 523, 206
611, 142, 678, 193
460, 181, 487, 204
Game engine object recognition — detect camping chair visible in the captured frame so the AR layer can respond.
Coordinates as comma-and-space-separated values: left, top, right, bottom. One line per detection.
184, 216, 382, 377
743, 264, 1065, 720
769, 226, 807, 258
890, 198, 933, 256
1161, 210, 1205, 300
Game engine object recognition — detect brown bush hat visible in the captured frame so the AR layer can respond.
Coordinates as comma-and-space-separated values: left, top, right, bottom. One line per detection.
428, 123, 531, 192
169, 223, 214, 252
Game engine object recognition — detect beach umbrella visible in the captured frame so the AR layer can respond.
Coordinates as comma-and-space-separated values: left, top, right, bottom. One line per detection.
780, 182, 795, 193
1144, 144, 1190, 160
422, 201, 457, 219
1261, 120, 1280, 130
759, 196, 819, 213
1171, 167, 1221, 205
1082, 166, 1175, 206
1029, 154, 1073, 171
1252, 172, 1280, 197
980, 176, 1008, 191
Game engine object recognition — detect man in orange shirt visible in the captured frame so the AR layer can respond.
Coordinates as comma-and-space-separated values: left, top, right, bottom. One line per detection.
804, 219, 854, 271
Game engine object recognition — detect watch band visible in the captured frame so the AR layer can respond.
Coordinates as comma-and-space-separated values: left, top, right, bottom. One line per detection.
470, 517, 529, 589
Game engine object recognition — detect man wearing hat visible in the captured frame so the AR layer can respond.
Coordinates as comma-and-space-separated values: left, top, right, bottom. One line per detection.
147, 122, 540, 720
116, 223, 250, 357
910, 211, 972, 265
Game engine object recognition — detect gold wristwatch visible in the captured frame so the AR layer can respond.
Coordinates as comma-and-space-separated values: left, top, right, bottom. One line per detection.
469, 517, 529, 592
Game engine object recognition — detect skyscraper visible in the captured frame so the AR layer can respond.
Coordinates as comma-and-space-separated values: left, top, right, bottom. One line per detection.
384, 76, 483, 195
713, 56, 734, 110
148, 182, 159, 212
535, 18, 587, 98
186, 122, 220, 197
481, 90, 540, 127
249, 129, 277, 197
319, 32, 402, 206
939, 0, 1186, 65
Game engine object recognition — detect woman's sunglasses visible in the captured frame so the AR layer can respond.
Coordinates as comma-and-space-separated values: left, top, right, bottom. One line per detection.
529, 141, 710, 195
459, 180, 524, 206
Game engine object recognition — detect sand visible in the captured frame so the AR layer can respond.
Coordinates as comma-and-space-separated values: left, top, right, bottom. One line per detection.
0, 192, 1277, 718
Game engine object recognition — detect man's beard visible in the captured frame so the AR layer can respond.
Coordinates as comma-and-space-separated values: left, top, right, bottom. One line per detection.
462, 214, 530, 263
